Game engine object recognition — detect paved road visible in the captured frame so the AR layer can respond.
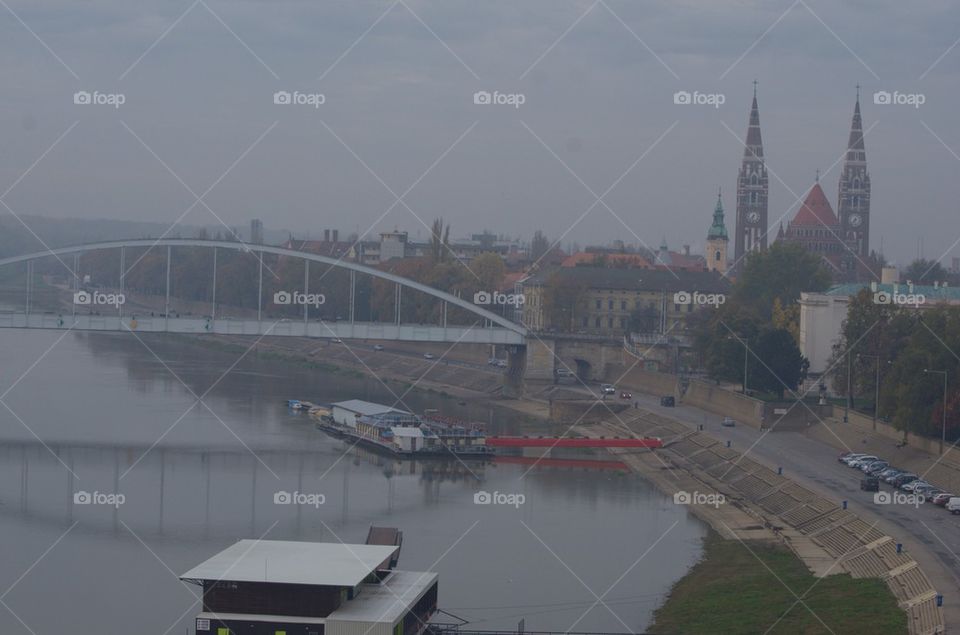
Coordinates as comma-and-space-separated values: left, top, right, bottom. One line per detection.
608, 385, 960, 624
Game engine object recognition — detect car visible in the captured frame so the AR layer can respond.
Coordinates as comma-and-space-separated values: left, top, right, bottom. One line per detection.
841, 453, 869, 465
933, 492, 955, 507
901, 479, 929, 492
912, 483, 936, 496
600, 384, 616, 395
496, 359, 508, 368
848, 455, 879, 468
892, 473, 918, 488
877, 467, 901, 480
922, 488, 945, 502
555, 368, 573, 377
947, 497, 960, 515
423, 353, 435, 360
331, 338, 343, 344
860, 477, 880, 492
488, 358, 498, 366
721, 417, 736, 427
862, 460, 888, 473
883, 470, 906, 483
620, 391, 632, 400
660, 395, 675, 407
838, 451, 863, 463
866, 462, 891, 476
373, 344, 384, 351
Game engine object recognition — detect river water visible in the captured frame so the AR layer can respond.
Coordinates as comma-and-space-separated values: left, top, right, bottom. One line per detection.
0, 331, 706, 634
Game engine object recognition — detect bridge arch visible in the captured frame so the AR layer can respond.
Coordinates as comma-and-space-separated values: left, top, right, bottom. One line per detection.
0, 238, 526, 344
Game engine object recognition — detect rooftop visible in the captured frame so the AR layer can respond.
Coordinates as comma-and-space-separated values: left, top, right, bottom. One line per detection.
332, 400, 410, 417
179, 540, 398, 587
824, 282, 960, 301
526, 266, 730, 293
327, 570, 438, 624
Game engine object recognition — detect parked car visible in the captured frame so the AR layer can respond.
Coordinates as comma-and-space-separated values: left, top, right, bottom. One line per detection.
331, 338, 343, 344
848, 455, 879, 468
933, 493, 955, 507
860, 477, 880, 492
947, 497, 960, 515
839, 452, 865, 464
841, 453, 869, 466
877, 468, 901, 480
922, 488, 945, 502
861, 460, 889, 473
721, 417, 736, 427
902, 479, 929, 492
555, 368, 573, 377
660, 395, 675, 407
423, 353, 435, 360
892, 473, 918, 487
883, 470, 907, 484
619, 391, 632, 400
866, 462, 891, 476
600, 384, 616, 395
373, 344, 384, 351
488, 357, 498, 365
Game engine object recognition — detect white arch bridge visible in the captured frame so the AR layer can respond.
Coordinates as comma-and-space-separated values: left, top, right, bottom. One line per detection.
0, 238, 527, 346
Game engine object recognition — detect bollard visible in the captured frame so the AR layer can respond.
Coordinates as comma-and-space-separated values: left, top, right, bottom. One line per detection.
726, 440, 731, 448
777, 467, 783, 475
699, 424, 704, 431
937, 594, 943, 607
896, 543, 902, 554
842, 500, 848, 510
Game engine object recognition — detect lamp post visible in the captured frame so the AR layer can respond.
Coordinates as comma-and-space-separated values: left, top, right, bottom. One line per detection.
924, 369, 948, 455
857, 353, 883, 431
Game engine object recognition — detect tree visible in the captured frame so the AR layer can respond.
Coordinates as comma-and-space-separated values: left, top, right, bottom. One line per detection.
541, 273, 587, 331
734, 242, 832, 320
749, 328, 808, 398
531, 230, 550, 262
902, 259, 947, 285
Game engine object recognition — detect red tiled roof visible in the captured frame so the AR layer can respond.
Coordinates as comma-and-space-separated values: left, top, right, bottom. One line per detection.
791, 183, 839, 227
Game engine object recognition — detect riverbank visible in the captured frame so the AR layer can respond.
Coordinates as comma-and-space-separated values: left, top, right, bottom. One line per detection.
649, 530, 907, 635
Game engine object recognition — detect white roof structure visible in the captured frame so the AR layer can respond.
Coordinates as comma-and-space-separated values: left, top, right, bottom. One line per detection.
327, 570, 438, 624
331, 400, 409, 417
179, 540, 398, 587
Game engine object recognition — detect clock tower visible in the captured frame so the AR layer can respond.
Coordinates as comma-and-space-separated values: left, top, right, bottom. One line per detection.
838, 87, 871, 258
734, 82, 769, 268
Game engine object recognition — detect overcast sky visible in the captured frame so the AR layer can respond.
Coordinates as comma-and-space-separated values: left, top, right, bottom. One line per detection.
1, 0, 957, 266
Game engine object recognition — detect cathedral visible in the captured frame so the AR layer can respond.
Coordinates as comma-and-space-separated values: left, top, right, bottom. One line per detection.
728, 84, 875, 282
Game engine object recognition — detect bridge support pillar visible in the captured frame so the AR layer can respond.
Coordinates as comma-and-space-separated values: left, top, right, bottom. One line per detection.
502, 345, 526, 398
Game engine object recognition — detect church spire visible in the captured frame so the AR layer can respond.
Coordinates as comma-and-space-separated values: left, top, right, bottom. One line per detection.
734, 83, 769, 267
708, 188, 728, 240
838, 86, 871, 264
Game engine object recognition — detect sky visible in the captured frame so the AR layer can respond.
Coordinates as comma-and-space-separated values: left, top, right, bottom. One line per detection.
0, 0, 958, 267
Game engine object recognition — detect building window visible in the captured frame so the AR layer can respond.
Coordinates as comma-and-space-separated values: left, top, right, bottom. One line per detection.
595, 299, 601, 310
581, 316, 588, 327
608, 299, 614, 310
595, 317, 601, 328
620, 300, 627, 310
607, 317, 614, 328
620, 317, 627, 329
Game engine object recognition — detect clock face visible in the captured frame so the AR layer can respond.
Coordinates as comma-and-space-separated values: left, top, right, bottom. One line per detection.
746, 211, 760, 224
849, 213, 863, 227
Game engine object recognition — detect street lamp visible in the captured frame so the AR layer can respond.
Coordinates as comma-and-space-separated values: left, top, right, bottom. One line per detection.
924, 369, 948, 455
857, 353, 884, 431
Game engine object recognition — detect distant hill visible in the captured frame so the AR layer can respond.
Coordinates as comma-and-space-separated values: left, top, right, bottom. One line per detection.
0, 215, 290, 258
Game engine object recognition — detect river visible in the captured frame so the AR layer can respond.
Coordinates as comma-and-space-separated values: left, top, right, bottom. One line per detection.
0, 331, 706, 634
